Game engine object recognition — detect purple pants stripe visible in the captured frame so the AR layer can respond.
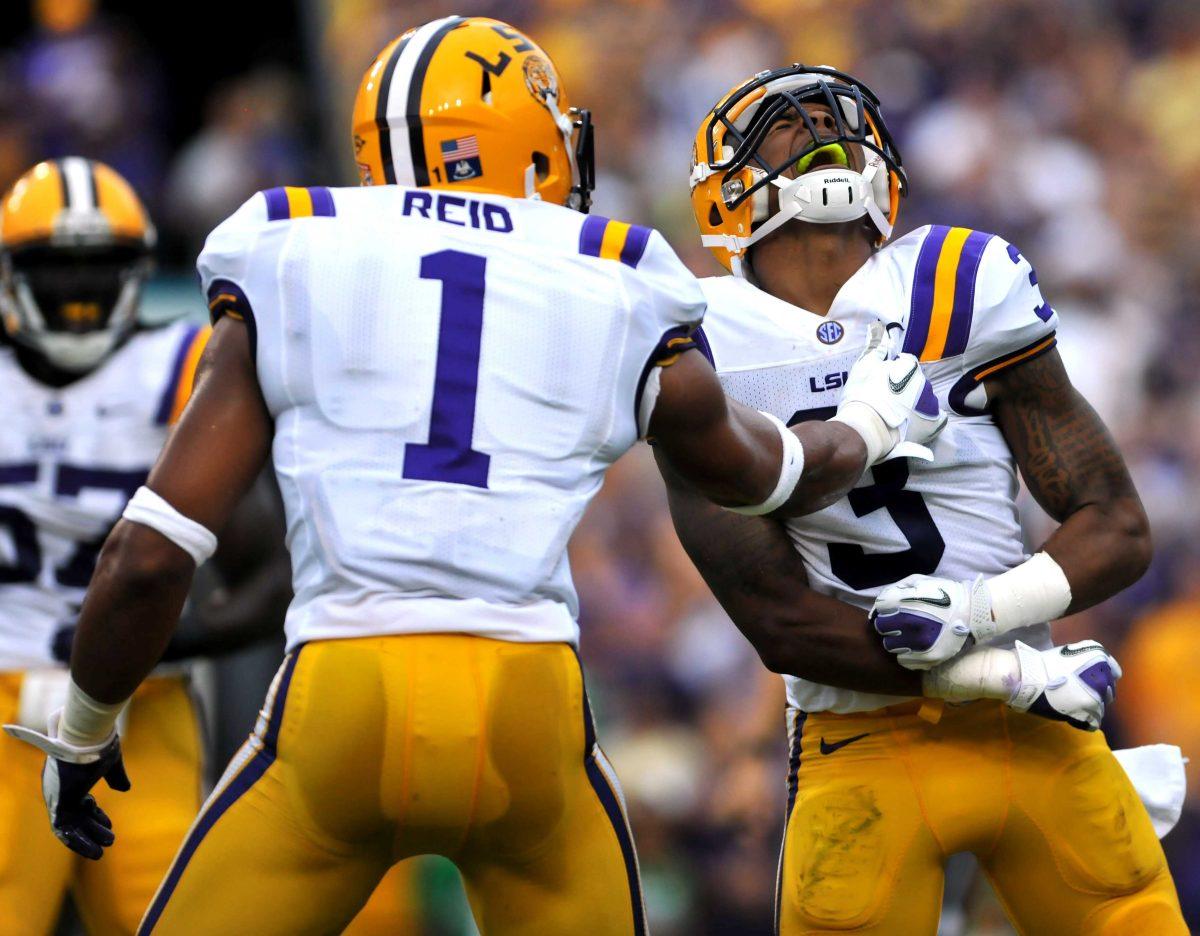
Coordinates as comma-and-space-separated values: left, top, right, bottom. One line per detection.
137, 650, 301, 934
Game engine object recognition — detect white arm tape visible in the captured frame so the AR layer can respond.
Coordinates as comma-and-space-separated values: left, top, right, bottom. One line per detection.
922, 646, 1021, 703
60, 678, 127, 747
982, 551, 1072, 638
829, 401, 892, 466
726, 412, 806, 516
122, 486, 217, 566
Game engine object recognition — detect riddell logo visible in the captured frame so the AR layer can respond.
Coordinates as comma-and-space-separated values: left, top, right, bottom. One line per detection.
823, 177, 851, 184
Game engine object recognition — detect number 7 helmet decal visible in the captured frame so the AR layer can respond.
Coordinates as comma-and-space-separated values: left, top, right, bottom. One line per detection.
352, 16, 595, 213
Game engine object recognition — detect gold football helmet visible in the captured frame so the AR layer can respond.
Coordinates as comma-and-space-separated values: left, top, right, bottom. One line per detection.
352, 16, 594, 211
691, 65, 906, 275
0, 158, 155, 373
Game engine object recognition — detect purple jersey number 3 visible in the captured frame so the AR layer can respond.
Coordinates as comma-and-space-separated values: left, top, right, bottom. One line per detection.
402, 249, 491, 488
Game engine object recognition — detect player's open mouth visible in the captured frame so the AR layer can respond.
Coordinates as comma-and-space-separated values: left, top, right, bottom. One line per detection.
793, 143, 851, 175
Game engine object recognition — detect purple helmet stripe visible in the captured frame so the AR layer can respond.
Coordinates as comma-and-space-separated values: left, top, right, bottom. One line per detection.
903, 225, 950, 356
942, 230, 993, 357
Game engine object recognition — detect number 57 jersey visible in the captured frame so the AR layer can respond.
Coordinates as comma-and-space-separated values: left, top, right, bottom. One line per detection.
198, 185, 704, 651
698, 225, 1060, 715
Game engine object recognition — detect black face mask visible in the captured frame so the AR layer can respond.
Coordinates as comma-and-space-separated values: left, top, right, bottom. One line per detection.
9, 243, 145, 334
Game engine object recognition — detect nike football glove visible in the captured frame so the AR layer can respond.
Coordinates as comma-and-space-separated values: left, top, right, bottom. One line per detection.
1007, 640, 1122, 732
832, 322, 947, 465
3, 710, 130, 859
871, 574, 993, 669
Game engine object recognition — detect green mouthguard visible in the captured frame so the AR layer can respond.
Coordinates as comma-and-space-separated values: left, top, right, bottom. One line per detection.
793, 143, 850, 174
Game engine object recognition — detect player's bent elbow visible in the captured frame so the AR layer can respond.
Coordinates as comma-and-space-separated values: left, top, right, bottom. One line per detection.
1116, 499, 1153, 584
98, 520, 196, 595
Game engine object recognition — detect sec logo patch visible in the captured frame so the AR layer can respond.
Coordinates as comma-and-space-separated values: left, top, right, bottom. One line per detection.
817, 321, 844, 345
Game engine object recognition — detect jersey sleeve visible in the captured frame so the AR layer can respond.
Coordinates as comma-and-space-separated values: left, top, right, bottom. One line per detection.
899, 227, 1058, 415
605, 223, 707, 437
196, 192, 270, 329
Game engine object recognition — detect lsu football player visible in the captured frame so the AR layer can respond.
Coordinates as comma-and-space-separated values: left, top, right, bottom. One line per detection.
0, 159, 290, 935
4, 20, 944, 936
663, 66, 1188, 933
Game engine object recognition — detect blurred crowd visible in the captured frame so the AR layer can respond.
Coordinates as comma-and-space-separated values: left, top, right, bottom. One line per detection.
3, 0, 1198, 932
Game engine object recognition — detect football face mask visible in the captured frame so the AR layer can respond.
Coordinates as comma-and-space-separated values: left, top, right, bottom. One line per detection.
691, 65, 907, 274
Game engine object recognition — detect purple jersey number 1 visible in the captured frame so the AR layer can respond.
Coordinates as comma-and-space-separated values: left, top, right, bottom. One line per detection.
402, 249, 491, 488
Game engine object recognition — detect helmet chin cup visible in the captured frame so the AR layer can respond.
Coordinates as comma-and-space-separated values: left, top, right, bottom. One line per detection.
771, 166, 890, 234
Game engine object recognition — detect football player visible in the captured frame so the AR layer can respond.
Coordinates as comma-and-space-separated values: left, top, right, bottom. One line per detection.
0, 158, 289, 936
662, 65, 1187, 933
4, 20, 942, 936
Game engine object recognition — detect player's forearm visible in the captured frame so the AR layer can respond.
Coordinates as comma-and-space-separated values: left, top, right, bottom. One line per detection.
69, 521, 196, 704
661, 461, 920, 695
775, 420, 868, 516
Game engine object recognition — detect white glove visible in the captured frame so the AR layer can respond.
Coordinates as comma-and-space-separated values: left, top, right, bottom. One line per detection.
871, 574, 993, 669
4, 711, 129, 859
1008, 640, 1122, 732
832, 322, 947, 465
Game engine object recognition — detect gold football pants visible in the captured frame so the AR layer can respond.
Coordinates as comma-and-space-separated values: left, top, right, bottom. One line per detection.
0, 674, 202, 936
777, 700, 1186, 935
137, 634, 646, 935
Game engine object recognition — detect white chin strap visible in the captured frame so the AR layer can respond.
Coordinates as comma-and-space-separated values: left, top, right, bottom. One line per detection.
701, 164, 893, 278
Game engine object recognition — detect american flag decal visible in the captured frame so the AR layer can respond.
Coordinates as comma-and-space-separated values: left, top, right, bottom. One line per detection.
440, 136, 480, 160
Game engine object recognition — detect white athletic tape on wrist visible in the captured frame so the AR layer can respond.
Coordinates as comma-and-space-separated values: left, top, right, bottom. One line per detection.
982, 552, 1072, 637
830, 401, 892, 466
726, 412, 806, 516
922, 646, 1020, 702
122, 486, 217, 565
59, 679, 125, 748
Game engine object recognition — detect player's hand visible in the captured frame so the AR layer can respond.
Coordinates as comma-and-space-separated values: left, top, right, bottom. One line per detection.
1007, 640, 1121, 731
3, 710, 130, 859
871, 574, 992, 669
833, 323, 947, 465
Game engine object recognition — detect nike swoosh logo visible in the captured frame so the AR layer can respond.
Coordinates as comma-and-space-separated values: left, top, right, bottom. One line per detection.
910, 589, 952, 608
819, 732, 870, 755
889, 362, 919, 394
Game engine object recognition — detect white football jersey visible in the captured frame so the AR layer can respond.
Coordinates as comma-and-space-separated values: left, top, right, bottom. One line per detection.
699, 225, 1060, 713
198, 184, 705, 651
0, 321, 209, 670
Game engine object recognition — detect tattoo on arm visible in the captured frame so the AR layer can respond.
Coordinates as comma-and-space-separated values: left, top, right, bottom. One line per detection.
988, 347, 1151, 610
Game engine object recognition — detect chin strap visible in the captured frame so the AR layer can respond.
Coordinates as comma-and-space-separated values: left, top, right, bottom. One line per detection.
702, 165, 893, 278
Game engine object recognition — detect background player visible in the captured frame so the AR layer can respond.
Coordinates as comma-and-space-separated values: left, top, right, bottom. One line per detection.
0, 158, 290, 936
5, 20, 941, 935
667, 65, 1187, 933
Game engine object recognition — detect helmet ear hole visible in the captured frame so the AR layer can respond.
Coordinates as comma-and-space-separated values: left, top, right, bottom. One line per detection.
531, 151, 551, 182
480, 69, 493, 104
708, 203, 722, 227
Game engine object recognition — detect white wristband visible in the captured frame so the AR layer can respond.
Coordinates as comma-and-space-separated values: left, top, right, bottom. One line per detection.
922, 646, 1021, 702
122, 486, 218, 565
830, 400, 893, 466
60, 678, 126, 747
981, 552, 1072, 639
726, 412, 806, 516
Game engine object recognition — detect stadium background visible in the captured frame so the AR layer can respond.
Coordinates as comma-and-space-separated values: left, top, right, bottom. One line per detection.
2, 0, 1198, 932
